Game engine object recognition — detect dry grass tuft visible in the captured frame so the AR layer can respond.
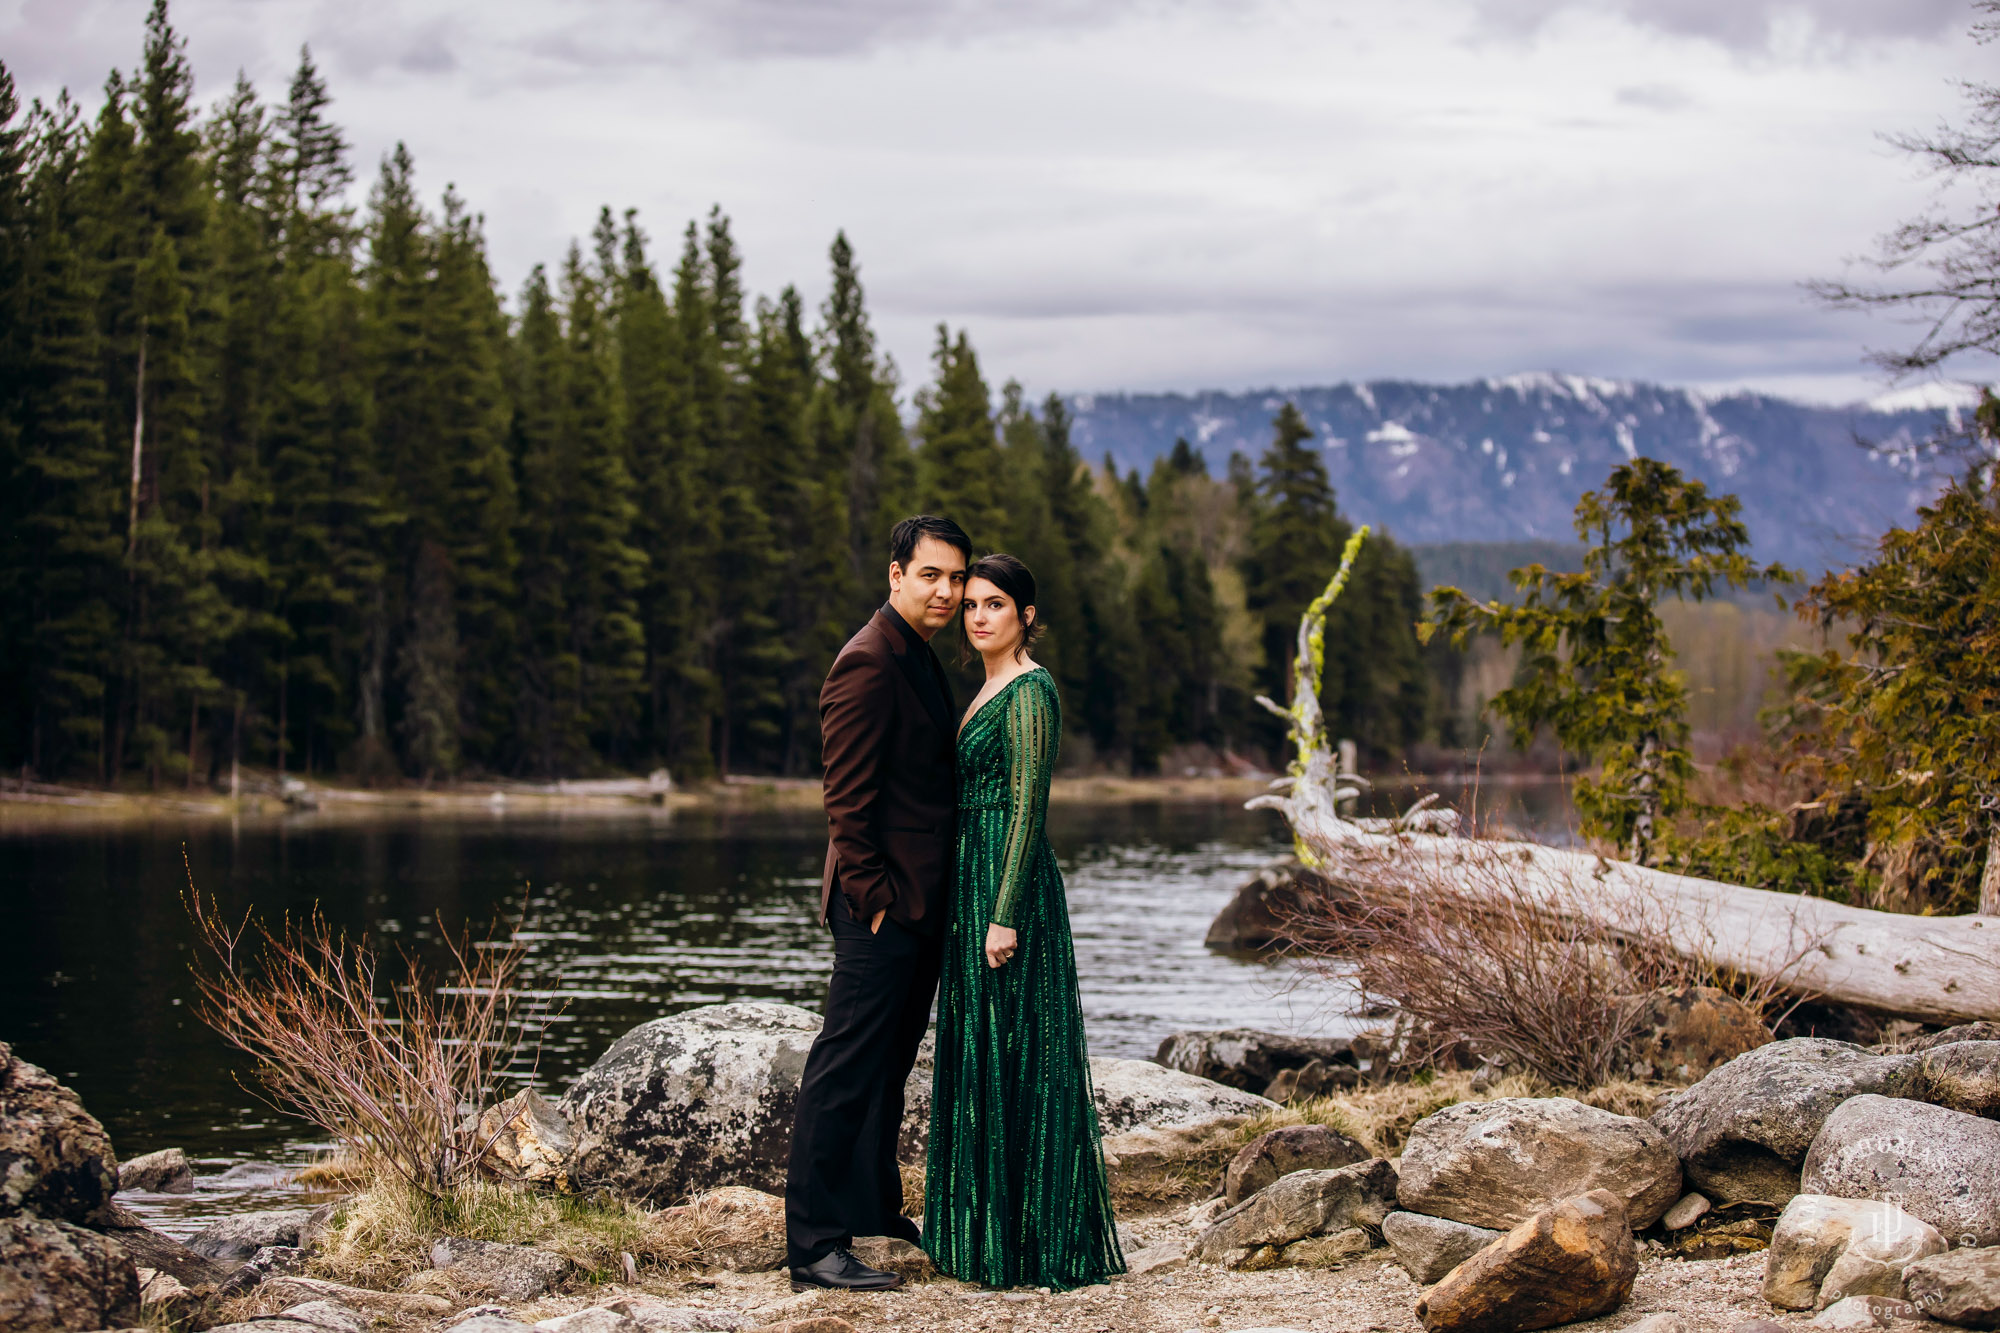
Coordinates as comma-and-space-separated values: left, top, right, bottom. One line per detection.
186, 889, 535, 1199
1277, 839, 1808, 1088
311, 1179, 656, 1291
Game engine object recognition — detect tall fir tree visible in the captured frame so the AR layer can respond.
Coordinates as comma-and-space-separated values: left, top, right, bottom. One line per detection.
914, 326, 1006, 547
814, 230, 911, 619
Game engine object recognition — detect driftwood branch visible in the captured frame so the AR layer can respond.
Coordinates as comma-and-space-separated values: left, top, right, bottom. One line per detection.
1249, 539, 2000, 1027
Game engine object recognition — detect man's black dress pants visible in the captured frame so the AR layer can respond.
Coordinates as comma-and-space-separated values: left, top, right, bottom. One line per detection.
784, 892, 944, 1269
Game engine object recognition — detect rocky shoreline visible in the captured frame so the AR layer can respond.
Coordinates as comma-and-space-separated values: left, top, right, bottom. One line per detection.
6, 1000, 2000, 1333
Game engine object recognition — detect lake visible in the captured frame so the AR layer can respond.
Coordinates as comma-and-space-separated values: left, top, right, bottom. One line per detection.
0, 778, 1573, 1232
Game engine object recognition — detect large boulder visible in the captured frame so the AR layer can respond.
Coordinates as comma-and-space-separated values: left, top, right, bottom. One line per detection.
1763, 1194, 1946, 1311
1192, 1158, 1397, 1269
1397, 1097, 1681, 1230
1382, 1211, 1502, 1286
0, 1214, 140, 1332
1803, 1095, 2000, 1249
560, 1003, 925, 1203
1903, 1247, 2000, 1329
1652, 1039, 1917, 1206
1223, 1124, 1370, 1206
1652, 1038, 2000, 1207
1152, 1027, 1356, 1092
563, 1004, 1265, 1202
1620, 986, 1773, 1082
0, 1042, 119, 1226
1414, 1190, 1639, 1333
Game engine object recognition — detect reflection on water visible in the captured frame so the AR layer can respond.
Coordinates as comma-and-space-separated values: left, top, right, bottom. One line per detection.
0, 779, 1574, 1231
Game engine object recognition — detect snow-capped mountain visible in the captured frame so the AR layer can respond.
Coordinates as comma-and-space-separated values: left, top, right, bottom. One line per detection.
1066, 373, 1971, 571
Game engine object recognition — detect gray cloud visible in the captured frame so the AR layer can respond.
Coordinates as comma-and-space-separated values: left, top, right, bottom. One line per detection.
0, 0, 1978, 408
1477, 0, 1969, 51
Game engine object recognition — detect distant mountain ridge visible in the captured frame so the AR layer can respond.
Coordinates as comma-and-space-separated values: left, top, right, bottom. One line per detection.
1064, 373, 1967, 571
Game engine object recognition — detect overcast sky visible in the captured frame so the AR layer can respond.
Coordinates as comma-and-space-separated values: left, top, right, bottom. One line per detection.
4, 0, 1988, 404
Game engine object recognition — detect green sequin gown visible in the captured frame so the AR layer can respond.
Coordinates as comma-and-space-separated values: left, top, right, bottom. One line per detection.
923, 667, 1125, 1291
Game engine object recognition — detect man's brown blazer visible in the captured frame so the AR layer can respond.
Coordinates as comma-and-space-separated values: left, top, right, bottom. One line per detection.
818, 606, 957, 932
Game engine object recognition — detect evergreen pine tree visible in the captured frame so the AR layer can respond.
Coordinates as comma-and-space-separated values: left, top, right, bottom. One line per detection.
914, 324, 1005, 545
615, 211, 706, 773
7, 94, 122, 777
815, 231, 910, 618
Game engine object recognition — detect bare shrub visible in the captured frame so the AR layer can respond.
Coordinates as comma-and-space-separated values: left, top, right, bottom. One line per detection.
1277, 844, 1809, 1089
186, 889, 532, 1199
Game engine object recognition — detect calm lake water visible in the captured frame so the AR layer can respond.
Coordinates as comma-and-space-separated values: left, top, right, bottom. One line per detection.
0, 779, 1572, 1233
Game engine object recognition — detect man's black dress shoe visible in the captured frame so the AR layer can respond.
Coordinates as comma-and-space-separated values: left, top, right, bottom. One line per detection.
884, 1215, 924, 1247
790, 1246, 904, 1292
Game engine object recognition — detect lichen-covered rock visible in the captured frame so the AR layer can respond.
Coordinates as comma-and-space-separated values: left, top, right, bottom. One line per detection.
1414, 1190, 1638, 1333
431, 1236, 572, 1300
184, 1207, 319, 1262
1621, 986, 1773, 1082
116, 1147, 192, 1195
1902, 1246, 2000, 1329
562, 1003, 927, 1203
1193, 1158, 1396, 1268
1803, 1095, 2000, 1249
1382, 1211, 1501, 1285
1397, 1097, 1681, 1230
477, 1090, 574, 1186
1223, 1123, 1370, 1205
1763, 1194, 1945, 1311
0, 1041, 119, 1226
1652, 1038, 2000, 1207
1152, 1025, 1355, 1091
0, 1214, 140, 1332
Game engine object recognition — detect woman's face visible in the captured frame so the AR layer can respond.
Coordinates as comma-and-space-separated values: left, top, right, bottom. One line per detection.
963, 576, 1027, 658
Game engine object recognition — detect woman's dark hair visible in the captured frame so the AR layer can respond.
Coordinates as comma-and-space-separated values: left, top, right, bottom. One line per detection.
960, 553, 1044, 662
889, 514, 972, 571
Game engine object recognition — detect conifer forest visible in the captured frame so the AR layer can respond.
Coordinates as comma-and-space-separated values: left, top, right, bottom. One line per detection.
0, 4, 1432, 786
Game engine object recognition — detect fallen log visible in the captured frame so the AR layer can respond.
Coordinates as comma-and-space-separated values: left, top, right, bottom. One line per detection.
1250, 532, 2000, 1029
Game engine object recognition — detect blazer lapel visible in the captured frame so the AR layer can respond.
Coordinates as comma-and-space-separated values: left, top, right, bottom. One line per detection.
875, 609, 955, 739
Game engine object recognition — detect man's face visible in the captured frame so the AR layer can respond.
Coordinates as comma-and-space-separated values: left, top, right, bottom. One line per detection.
888, 537, 969, 638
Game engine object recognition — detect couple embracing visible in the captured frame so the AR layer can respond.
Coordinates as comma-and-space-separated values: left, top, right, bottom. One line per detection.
783, 515, 1126, 1293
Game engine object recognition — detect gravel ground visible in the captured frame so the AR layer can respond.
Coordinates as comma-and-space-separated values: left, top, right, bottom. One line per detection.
485, 1242, 1818, 1333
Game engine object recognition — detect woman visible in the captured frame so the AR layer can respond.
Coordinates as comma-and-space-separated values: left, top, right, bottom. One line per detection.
922, 553, 1125, 1290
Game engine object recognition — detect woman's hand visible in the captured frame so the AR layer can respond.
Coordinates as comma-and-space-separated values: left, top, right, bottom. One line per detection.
984, 923, 1018, 969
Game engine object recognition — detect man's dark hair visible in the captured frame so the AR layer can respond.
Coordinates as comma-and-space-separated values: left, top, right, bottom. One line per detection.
889, 515, 972, 570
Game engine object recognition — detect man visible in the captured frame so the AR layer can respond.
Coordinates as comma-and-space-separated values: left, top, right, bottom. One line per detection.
784, 514, 972, 1292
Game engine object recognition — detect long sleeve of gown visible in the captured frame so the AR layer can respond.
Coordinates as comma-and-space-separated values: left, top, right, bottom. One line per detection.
991, 676, 1058, 929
